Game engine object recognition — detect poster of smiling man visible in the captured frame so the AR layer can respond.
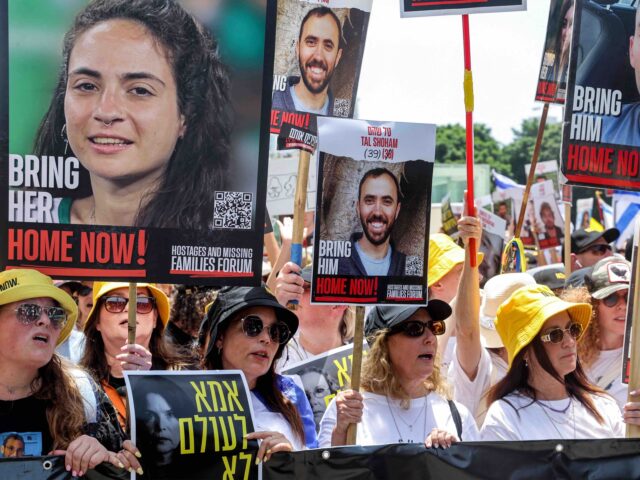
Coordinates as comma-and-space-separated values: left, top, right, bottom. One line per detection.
1, 0, 275, 284
311, 117, 435, 305
270, 0, 372, 143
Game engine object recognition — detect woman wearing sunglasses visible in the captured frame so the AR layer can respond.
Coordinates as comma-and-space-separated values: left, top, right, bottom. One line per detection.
198, 286, 317, 461
562, 256, 631, 411
80, 281, 191, 430
481, 284, 625, 440
0, 269, 141, 476
318, 304, 479, 447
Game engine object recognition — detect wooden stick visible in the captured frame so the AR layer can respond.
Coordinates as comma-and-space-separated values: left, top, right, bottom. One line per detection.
626, 221, 640, 438
345, 306, 365, 445
564, 202, 572, 275
127, 282, 137, 345
515, 103, 549, 238
288, 150, 311, 309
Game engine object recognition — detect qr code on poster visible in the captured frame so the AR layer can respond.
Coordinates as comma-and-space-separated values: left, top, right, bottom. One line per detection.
405, 256, 423, 276
333, 98, 350, 118
213, 191, 253, 229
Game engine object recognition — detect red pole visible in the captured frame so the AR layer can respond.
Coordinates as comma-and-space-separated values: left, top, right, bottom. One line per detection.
462, 14, 477, 266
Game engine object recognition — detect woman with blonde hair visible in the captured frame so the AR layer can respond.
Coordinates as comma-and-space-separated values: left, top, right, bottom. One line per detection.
561, 256, 631, 410
318, 304, 479, 447
0, 269, 141, 476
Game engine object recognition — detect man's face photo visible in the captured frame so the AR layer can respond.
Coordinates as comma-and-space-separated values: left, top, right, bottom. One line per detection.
497, 203, 508, 219
2, 436, 25, 458
357, 173, 401, 246
297, 13, 343, 95
629, 7, 640, 92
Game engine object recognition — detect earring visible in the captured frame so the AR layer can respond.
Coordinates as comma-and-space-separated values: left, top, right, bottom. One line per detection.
61, 124, 69, 155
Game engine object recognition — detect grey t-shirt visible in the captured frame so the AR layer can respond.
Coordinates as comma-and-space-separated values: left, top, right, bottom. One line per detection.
355, 241, 392, 276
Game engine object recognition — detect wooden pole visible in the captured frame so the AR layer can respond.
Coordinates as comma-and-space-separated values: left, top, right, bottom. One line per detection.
564, 202, 572, 275
626, 221, 640, 437
515, 103, 549, 238
462, 15, 477, 267
345, 306, 365, 445
127, 282, 137, 345
288, 150, 311, 309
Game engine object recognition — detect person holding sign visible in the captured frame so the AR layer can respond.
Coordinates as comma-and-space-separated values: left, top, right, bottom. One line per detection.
318, 304, 479, 447
80, 282, 190, 430
34, 0, 231, 227
0, 269, 141, 476
481, 285, 624, 440
562, 257, 631, 411
198, 286, 318, 460
271, 6, 343, 115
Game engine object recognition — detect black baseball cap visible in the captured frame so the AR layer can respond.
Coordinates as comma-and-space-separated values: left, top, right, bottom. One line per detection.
571, 228, 619, 254
529, 264, 566, 291
365, 302, 452, 339
564, 266, 593, 289
199, 285, 298, 359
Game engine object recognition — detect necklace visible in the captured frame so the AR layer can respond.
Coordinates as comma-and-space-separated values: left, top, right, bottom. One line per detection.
537, 398, 576, 439
0, 378, 35, 399
386, 395, 428, 443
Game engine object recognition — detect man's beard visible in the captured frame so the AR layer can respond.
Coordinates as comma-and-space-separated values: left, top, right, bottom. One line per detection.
299, 57, 334, 94
360, 213, 394, 246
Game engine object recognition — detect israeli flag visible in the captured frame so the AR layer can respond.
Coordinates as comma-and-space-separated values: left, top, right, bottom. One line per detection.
492, 170, 524, 191
613, 191, 640, 249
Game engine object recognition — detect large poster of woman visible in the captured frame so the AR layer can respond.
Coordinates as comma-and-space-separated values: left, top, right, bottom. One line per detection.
2, 0, 275, 284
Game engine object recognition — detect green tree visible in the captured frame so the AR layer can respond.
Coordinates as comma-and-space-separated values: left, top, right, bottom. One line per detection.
435, 123, 510, 175
502, 117, 563, 184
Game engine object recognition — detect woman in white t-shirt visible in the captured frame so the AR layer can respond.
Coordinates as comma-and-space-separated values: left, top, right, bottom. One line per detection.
562, 257, 631, 411
481, 284, 625, 441
318, 304, 479, 448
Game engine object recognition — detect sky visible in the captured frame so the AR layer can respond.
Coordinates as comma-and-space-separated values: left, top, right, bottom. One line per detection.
356, 0, 564, 145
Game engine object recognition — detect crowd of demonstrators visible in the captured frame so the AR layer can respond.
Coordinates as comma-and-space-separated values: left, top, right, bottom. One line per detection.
273, 263, 354, 370
79, 282, 192, 430
197, 286, 318, 458
319, 304, 478, 448
0, 270, 141, 476
562, 257, 631, 410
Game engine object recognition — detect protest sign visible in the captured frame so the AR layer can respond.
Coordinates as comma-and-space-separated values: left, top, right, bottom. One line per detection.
576, 197, 594, 230
477, 207, 507, 283
125, 371, 259, 480
270, 0, 372, 136
267, 147, 317, 216
561, 0, 640, 192
282, 343, 368, 428
525, 160, 560, 195
440, 195, 459, 239
530, 180, 564, 250
1, 0, 275, 284
311, 117, 436, 304
399, 0, 526, 18
535, 0, 574, 104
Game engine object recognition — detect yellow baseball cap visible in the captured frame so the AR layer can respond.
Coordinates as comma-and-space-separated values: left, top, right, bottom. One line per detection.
495, 284, 592, 367
84, 281, 170, 331
0, 268, 78, 346
427, 233, 483, 287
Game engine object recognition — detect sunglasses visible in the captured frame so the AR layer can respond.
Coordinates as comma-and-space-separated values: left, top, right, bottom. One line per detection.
540, 323, 583, 344
14, 303, 67, 329
391, 319, 446, 338
102, 296, 156, 314
579, 244, 612, 256
601, 291, 628, 308
77, 285, 92, 297
240, 315, 291, 345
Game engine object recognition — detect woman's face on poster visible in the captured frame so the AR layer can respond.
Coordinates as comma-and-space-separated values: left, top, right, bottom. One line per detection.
561, 4, 574, 55
64, 19, 186, 185
142, 392, 181, 455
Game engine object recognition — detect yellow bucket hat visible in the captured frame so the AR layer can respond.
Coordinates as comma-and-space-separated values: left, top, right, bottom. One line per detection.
428, 233, 483, 287
84, 281, 170, 331
0, 268, 78, 346
495, 284, 592, 367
